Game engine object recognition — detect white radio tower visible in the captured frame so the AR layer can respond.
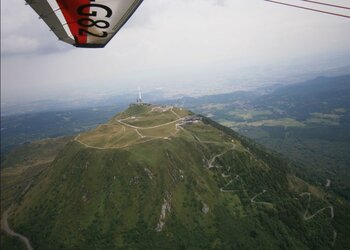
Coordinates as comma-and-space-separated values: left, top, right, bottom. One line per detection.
137, 87, 142, 105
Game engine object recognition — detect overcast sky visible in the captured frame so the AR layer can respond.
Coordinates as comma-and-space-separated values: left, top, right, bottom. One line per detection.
1, 0, 350, 104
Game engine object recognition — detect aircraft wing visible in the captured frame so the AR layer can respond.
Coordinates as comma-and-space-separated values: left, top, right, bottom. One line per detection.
26, 0, 144, 48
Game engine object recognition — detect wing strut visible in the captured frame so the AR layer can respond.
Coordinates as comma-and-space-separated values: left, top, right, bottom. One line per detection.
25, 0, 75, 44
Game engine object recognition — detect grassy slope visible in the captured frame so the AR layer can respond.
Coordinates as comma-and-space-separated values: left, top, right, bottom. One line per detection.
4, 105, 342, 249
1, 136, 71, 211
1, 136, 71, 250
178, 75, 350, 202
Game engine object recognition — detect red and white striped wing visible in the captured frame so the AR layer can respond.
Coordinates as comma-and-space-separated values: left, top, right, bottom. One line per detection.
26, 0, 143, 48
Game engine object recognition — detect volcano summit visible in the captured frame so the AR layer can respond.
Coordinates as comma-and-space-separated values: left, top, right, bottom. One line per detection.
4, 104, 339, 249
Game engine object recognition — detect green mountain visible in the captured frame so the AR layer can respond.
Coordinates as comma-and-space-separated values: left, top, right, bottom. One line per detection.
3, 104, 348, 249
174, 75, 350, 201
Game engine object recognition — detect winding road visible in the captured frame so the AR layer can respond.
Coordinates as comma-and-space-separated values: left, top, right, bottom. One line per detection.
220, 175, 246, 192
250, 190, 273, 206
207, 145, 236, 169
116, 108, 184, 130
1, 205, 34, 250
135, 129, 145, 138
299, 192, 336, 246
74, 135, 157, 150
300, 192, 334, 220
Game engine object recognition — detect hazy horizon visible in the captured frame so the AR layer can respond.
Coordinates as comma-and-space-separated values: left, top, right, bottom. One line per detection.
1, 0, 350, 106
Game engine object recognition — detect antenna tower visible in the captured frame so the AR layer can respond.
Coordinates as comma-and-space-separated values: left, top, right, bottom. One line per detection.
137, 87, 142, 105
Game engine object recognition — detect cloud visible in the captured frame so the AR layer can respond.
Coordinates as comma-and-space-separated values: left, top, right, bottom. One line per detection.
0, 0, 73, 56
2, 35, 39, 55
1, 0, 350, 104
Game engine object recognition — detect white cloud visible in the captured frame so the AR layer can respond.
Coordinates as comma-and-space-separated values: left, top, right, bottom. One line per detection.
1, 0, 350, 103
2, 35, 39, 54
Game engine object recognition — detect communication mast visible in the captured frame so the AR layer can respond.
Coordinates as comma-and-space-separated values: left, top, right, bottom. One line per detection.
137, 87, 142, 105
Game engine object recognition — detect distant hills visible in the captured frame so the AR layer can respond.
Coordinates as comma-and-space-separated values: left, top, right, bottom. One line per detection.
175, 75, 350, 202
0, 106, 124, 159
2, 104, 349, 249
2, 75, 350, 201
